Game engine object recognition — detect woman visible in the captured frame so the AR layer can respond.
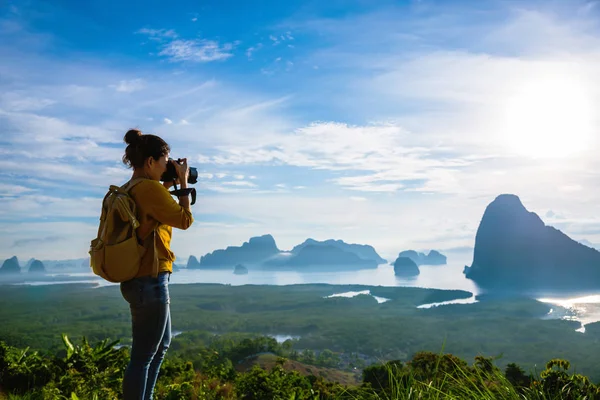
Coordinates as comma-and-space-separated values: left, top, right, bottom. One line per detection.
119, 129, 194, 400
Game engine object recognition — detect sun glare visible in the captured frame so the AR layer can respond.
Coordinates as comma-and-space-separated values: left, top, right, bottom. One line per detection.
503, 74, 594, 158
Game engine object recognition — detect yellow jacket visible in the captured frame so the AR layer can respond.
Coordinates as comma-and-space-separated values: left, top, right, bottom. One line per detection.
129, 179, 193, 277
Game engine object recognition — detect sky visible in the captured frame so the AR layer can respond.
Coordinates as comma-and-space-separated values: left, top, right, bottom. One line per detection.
1, 0, 600, 264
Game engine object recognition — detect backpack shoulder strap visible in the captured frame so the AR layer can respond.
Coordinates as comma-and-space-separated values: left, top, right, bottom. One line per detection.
99, 193, 119, 243
122, 177, 147, 193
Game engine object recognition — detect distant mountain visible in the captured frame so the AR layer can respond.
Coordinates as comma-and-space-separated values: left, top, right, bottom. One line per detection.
397, 250, 447, 266
291, 239, 387, 264
393, 257, 419, 276
464, 194, 600, 291
578, 239, 600, 251
199, 234, 280, 267
269, 245, 378, 268
187, 255, 201, 269
234, 264, 248, 275
196, 235, 384, 270
28, 259, 46, 274
0, 256, 20, 274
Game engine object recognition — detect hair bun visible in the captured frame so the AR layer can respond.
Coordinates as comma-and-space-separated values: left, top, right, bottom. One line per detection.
124, 129, 143, 145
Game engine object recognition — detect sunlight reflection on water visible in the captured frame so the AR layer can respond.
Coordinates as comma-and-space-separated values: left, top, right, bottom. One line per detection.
324, 290, 391, 303
538, 296, 600, 333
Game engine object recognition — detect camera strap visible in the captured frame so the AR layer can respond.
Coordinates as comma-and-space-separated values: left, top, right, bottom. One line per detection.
170, 188, 196, 205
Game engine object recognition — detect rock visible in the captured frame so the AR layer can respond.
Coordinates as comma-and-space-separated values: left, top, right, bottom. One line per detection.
200, 234, 280, 267
424, 250, 447, 265
393, 257, 420, 276
0, 256, 20, 275
28, 259, 46, 274
234, 264, 248, 275
465, 194, 600, 291
397, 250, 421, 265
397, 250, 447, 266
187, 255, 201, 269
268, 245, 378, 268
291, 239, 387, 264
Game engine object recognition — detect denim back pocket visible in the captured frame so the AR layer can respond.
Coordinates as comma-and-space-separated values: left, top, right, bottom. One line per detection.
120, 279, 144, 306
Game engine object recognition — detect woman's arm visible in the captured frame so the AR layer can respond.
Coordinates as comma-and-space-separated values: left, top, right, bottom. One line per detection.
138, 180, 193, 230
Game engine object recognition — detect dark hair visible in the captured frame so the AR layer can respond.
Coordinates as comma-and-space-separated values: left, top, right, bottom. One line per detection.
122, 129, 171, 169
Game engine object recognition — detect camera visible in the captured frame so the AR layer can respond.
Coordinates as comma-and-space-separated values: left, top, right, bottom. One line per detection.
160, 158, 198, 184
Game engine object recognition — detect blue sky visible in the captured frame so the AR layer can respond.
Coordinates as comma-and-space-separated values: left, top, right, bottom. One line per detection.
2, 0, 600, 263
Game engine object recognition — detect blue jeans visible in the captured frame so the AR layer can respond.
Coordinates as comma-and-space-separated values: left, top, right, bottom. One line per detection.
120, 272, 171, 400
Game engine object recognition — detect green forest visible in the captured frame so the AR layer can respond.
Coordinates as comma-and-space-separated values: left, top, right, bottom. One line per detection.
2, 283, 600, 399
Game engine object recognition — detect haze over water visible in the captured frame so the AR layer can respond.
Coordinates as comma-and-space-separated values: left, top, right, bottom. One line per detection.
13, 257, 476, 291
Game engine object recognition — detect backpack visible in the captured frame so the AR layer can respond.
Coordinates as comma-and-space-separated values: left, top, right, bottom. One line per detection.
89, 178, 158, 283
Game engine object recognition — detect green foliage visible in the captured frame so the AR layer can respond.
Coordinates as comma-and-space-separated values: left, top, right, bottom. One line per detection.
235, 365, 313, 400
0, 335, 127, 399
3, 283, 598, 383
0, 341, 55, 394
316, 350, 340, 368
533, 358, 599, 399
3, 335, 600, 399
5, 284, 600, 399
505, 362, 531, 389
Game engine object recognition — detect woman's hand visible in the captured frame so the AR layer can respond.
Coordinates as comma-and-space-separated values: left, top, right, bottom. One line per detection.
173, 158, 190, 188
162, 178, 180, 190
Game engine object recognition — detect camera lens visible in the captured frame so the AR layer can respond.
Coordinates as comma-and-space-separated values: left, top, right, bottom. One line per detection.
188, 167, 198, 184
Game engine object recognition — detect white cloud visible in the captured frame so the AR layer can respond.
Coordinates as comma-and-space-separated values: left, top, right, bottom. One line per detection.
246, 43, 263, 59
560, 185, 583, 193
164, 117, 173, 124
0, 184, 36, 197
269, 35, 280, 45
137, 28, 235, 62
110, 78, 146, 93
136, 28, 178, 40
0, 110, 123, 162
222, 180, 256, 187
159, 39, 234, 62
0, 93, 55, 111
0, 195, 101, 220
180, 119, 189, 125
